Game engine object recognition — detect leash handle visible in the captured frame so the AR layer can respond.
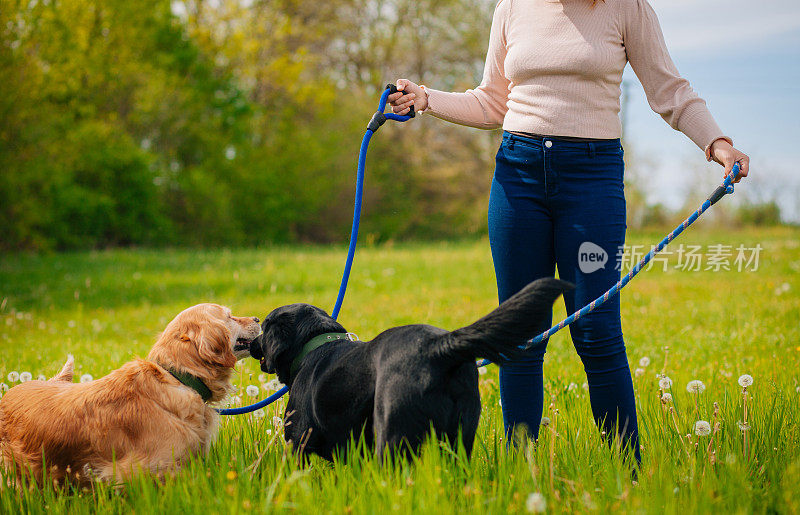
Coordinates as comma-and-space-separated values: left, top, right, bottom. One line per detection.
367, 84, 415, 131
385, 84, 415, 118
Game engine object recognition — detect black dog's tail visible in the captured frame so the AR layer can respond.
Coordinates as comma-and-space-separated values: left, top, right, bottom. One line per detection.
433, 278, 573, 365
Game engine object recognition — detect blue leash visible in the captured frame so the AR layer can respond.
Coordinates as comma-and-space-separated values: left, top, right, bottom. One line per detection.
218, 85, 414, 416
219, 86, 741, 415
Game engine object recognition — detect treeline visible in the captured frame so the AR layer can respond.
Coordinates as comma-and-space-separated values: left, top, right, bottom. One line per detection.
1, 0, 785, 251
1, 0, 497, 250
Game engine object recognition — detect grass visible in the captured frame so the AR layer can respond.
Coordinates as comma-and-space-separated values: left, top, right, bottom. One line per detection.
1, 226, 799, 513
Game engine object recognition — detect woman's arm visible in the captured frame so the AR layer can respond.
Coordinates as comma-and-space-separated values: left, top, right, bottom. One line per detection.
389, 0, 511, 129
623, 0, 749, 180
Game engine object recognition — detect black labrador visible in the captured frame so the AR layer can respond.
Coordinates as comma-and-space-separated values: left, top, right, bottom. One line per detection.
249, 277, 571, 460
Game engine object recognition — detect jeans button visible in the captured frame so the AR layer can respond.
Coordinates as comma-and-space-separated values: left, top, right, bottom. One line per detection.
544, 140, 553, 148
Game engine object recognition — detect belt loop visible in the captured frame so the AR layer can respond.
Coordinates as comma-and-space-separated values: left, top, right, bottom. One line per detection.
508, 134, 515, 151
587, 142, 596, 158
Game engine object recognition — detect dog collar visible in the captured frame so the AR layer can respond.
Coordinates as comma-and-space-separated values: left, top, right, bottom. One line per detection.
163, 367, 213, 402
289, 332, 358, 376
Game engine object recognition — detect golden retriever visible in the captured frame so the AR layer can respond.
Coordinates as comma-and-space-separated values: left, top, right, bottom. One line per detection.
0, 303, 260, 486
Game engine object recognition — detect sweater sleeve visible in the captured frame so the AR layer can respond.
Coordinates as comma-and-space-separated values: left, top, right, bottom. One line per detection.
424, 0, 510, 129
623, 0, 730, 151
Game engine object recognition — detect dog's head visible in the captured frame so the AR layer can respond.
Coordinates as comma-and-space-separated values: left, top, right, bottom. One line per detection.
148, 304, 261, 400
250, 303, 345, 384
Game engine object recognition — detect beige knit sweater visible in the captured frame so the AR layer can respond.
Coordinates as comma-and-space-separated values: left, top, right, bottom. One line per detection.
424, 0, 728, 151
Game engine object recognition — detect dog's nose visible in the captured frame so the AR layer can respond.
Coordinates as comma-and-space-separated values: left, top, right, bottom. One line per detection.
253, 316, 260, 323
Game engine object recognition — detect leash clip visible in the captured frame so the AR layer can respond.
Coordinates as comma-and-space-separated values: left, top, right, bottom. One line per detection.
345, 332, 359, 341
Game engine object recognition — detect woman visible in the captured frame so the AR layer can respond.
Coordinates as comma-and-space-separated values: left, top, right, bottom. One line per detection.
388, 0, 749, 462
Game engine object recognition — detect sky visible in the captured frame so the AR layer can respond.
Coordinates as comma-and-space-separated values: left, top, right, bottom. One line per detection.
622, 0, 800, 220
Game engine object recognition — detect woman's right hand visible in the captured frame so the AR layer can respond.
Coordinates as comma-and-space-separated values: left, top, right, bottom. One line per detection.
387, 79, 428, 115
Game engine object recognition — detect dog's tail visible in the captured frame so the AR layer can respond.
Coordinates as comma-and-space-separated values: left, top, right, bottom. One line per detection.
50, 355, 74, 382
433, 278, 572, 365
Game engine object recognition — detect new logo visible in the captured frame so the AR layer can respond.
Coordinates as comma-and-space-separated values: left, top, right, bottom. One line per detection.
578, 242, 607, 274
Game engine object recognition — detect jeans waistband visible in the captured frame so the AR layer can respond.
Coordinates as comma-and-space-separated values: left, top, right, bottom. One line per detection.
503, 131, 622, 153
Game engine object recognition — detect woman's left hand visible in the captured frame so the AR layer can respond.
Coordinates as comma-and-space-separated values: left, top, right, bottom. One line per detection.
709, 139, 749, 183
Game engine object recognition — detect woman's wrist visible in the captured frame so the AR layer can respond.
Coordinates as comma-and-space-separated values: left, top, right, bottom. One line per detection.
705, 136, 733, 162
418, 85, 431, 114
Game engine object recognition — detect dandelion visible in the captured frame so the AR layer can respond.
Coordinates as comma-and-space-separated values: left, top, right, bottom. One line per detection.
258, 374, 267, 383
740, 375, 751, 458
540, 417, 551, 427
659, 376, 673, 390
694, 420, 712, 436
272, 416, 284, 428
80, 374, 93, 383
478, 366, 488, 376
686, 380, 706, 394
245, 385, 259, 398
639, 356, 651, 367
737, 421, 751, 432
526, 492, 546, 513
567, 382, 578, 392
0, 383, 8, 394
661, 392, 673, 403
634, 368, 645, 378
19, 372, 32, 383
37, 375, 46, 381
265, 379, 283, 391
7, 371, 19, 382
737, 374, 753, 388
252, 409, 265, 419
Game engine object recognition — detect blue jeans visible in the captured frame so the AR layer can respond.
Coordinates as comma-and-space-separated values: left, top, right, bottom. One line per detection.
488, 131, 640, 462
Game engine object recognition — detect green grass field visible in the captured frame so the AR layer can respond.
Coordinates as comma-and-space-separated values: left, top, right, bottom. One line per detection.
1, 227, 799, 513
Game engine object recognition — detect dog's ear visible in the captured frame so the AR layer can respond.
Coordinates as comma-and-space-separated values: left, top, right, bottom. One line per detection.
190, 318, 236, 369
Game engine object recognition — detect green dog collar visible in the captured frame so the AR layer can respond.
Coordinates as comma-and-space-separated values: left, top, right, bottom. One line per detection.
164, 367, 213, 402
289, 332, 357, 376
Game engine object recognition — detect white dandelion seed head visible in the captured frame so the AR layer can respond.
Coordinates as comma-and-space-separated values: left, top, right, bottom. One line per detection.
694, 420, 712, 436
478, 366, 488, 375
37, 375, 47, 382
265, 379, 283, 391
266, 429, 273, 436
737, 421, 751, 432
661, 392, 673, 403
272, 416, 284, 428
540, 417, 551, 427
258, 374, 267, 383
582, 382, 589, 390
686, 380, 706, 394
7, 371, 19, 382
639, 356, 651, 367
245, 385, 259, 398
634, 368, 645, 378
659, 376, 673, 390
526, 492, 547, 513
19, 372, 32, 383
0, 383, 8, 394
252, 408, 265, 419
737, 374, 753, 388
567, 382, 578, 391
80, 374, 93, 383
